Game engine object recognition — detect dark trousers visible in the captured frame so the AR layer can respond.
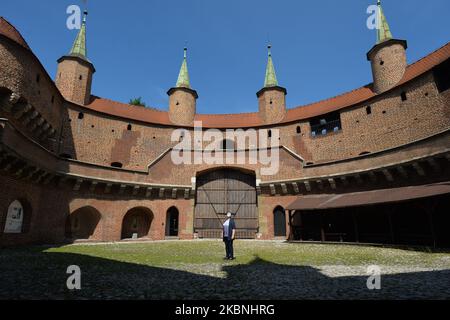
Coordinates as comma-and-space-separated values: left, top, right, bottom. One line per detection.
223, 238, 234, 258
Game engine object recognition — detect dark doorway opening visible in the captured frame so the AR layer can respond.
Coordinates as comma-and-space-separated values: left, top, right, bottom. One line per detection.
121, 207, 153, 240
290, 193, 450, 248
273, 206, 286, 237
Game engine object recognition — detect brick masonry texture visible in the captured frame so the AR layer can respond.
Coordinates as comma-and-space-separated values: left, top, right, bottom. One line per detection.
56, 57, 93, 106
168, 89, 196, 126
0, 23, 449, 245
258, 88, 287, 124
369, 42, 407, 94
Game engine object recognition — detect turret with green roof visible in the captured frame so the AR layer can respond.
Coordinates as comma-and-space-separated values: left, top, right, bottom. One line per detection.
167, 47, 198, 125
376, 0, 393, 44
70, 11, 88, 59
367, 0, 407, 94
176, 48, 191, 88
56, 10, 95, 105
257, 45, 287, 124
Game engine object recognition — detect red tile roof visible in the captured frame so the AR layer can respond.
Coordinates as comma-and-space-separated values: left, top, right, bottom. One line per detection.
86, 42, 450, 128
1, 16, 449, 128
0, 17, 30, 50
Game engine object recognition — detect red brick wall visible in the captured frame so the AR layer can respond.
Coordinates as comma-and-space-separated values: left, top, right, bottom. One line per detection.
369, 42, 407, 94
0, 37, 65, 151
258, 89, 286, 124
169, 89, 196, 126
56, 58, 93, 106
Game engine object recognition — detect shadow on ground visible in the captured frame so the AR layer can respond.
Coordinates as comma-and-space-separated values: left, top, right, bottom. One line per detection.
0, 247, 449, 300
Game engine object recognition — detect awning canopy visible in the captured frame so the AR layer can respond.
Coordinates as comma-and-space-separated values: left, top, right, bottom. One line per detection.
286, 182, 450, 211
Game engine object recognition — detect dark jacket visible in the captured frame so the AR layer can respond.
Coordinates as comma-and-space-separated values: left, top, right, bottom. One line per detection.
223, 218, 236, 240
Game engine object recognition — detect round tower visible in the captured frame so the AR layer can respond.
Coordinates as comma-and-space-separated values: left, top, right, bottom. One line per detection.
56, 11, 95, 105
257, 45, 287, 124
367, 1, 407, 94
168, 48, 198, 126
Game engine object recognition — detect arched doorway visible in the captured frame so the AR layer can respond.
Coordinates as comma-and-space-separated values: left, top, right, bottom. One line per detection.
273, 206, 286, 237
195, 168, 258, 239
121, 207, 153, 239
166, 207, 179, 237
66, 206, 101, 240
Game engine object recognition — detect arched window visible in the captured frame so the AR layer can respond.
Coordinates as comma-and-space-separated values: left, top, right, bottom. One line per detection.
296, 126, 301, 134
127, 124, 132, 131
78, 112, 84, 120
166, 207, 180, 237
4, 200, 24, 233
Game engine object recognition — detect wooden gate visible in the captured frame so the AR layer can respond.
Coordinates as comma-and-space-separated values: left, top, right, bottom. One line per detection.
195, 169, 258, 239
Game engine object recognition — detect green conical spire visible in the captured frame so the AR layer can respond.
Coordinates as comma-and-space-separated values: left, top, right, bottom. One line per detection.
264, 45, 278, 87
176, 47, 191, 88
376, 0, 393, 44
70, 11, 88, 58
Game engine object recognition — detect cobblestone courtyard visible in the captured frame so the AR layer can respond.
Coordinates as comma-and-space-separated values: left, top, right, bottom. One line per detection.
1, 240, 449, 299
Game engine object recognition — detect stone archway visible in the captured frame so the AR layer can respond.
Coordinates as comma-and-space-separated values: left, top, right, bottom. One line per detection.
66, 206, 101, 240
121, 207, 153, 240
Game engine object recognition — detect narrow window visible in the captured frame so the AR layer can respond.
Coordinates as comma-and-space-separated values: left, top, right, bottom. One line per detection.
111, 162, 123, 168
296, 126, 301, 134
366, 106, 372, 115
127, 124, 132, 131
401, 91, 407, 101
78, 112, 84, 120
268, 130, 272, 138
380, 60, 384, 66
79, 75, 83, 80
36, 74, 40, 83
51, 95, 55, 104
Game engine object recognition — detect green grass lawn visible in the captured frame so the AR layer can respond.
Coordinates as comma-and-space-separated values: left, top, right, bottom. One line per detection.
1, 240, 449, 299
43, 240, 450, 266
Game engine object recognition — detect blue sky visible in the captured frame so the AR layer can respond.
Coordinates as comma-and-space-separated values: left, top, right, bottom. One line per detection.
2, 0, 449, 114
